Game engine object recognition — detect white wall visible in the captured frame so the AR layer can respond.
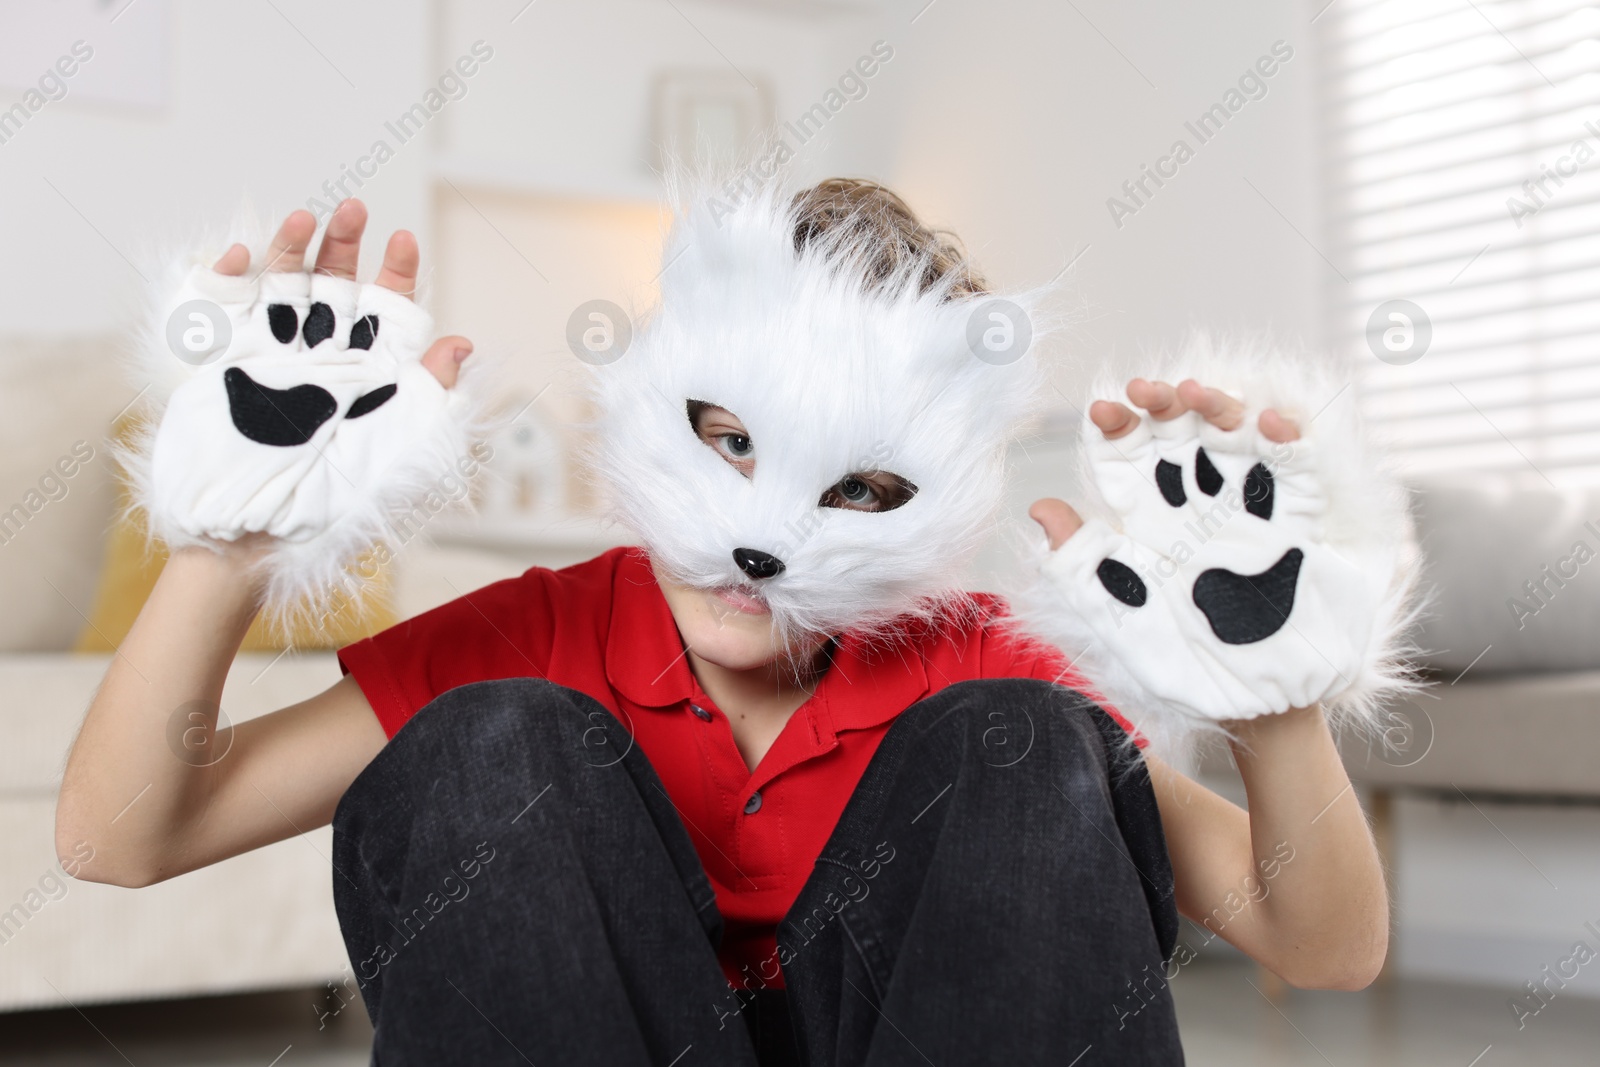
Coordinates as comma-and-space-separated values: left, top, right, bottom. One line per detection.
0, 0, 432, 338
0, 1, 1325, 366
437, 0, 895, 195
430, 0, 1327, 368
856, 0, 1325, 380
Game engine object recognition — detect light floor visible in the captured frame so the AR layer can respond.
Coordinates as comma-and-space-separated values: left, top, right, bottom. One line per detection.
0, 961, 1594, 1065
1173, 962, 1597, 1066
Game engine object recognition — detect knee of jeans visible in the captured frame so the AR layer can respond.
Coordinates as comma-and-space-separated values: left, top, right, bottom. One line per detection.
902, 677, 1125, 781
335, 677, 634, 853
381, 677, 630, 781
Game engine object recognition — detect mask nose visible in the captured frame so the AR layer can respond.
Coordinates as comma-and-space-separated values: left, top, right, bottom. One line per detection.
732, 547, 785, 581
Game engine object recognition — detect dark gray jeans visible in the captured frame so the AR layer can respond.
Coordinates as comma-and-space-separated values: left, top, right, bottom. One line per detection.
331, 676, 1183, 1065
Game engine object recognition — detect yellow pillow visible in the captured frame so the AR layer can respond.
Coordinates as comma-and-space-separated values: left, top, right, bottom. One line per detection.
74, 417, 398, 652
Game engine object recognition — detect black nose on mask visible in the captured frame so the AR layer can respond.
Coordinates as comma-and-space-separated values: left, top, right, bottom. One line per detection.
732, 547, 785, 581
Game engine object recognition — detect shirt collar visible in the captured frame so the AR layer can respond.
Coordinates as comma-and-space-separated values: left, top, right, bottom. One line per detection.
605, 546, 932, 730
810, 628, 931, 734
605, 547, 697, 708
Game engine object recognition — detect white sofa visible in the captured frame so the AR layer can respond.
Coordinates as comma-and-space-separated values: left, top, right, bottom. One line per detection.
0, 337, 626, 1011
0, 338, 351, 1010
0, 541, 628, 1013
1, 653, 346, 1011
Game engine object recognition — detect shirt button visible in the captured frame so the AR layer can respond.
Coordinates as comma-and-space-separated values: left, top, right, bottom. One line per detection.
689, 703, 713, 722
744, 791, 763, 815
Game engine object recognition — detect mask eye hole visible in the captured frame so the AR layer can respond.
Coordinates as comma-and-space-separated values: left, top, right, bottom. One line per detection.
687, 399, 754, 478
820, 471, 917, 513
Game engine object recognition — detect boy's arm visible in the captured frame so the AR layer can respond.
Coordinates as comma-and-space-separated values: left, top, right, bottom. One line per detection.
1012, 351, 1417, 990
1144, 714, 1388, 990
56, 542, 389, 887
56, 203, 475, 887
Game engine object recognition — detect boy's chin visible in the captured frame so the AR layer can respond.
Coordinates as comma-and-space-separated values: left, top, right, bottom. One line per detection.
675, 594, 789, 669
657, 577, 814, 671
685, 627, 789, 672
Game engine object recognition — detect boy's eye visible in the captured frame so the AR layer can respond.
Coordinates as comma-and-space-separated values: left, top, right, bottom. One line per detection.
836, 476, 873, 506
687, 399, 755, 476
820, 472, 918, 513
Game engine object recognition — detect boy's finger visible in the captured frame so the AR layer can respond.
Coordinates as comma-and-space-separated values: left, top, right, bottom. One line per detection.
421, 335, 473, 389
212, 243, 250, 276
1259, 408, 1302, 443
1177, 379, 1245, 431
1029, 497, 1085, 552
261, 210, 317, 274
375, 230, 420, 297
1127, 378, 1187, 420
1090, 399, 1141, 440
313, 198, 367, 280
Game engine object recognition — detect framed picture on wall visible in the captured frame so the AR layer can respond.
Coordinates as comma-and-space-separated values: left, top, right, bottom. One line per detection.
650, 69, 772, 170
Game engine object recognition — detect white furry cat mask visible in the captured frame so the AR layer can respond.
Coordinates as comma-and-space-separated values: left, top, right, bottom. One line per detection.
582, 184, 1046, 643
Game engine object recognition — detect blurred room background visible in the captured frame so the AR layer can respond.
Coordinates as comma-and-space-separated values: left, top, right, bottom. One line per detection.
2, 0, 1599, 1063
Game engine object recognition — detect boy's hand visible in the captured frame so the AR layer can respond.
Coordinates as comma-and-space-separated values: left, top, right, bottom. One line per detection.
1008, 343, 1418, 751
127, 198, 496, 632
211, 200, 474, 389
1030, 378, 1301, 550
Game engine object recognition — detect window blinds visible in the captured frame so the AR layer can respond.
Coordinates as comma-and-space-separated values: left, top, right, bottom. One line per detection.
1321, 0, 1600, 483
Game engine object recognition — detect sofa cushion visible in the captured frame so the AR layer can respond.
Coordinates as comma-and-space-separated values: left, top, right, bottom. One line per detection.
0, 652, 342, 793
1410, 474, 1600, 676
0, 336, 126, 652
72, 428, 400, 654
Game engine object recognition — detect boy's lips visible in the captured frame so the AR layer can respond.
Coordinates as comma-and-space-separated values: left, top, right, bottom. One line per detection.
711, 585, 771, 615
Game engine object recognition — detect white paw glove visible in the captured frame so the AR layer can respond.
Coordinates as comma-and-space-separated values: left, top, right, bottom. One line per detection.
121, 256, 492, 631
1006, 341, 1419, 756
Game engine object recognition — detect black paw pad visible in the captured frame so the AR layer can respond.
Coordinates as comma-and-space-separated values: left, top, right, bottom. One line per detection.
1243, 462, 1274, 520
1195, 448, 1223, 496
302, 302, 336, 348
1156, 459, 1185, 507
1191, 548, 1302, 644
223, 368, 337, 446
1097, 558, 1148, 608
346, 384, 397, 419
349, 314, 379, 351
267, 304, 298, 344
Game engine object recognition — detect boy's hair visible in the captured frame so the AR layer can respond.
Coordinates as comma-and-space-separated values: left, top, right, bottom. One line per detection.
788, 178, 990, 302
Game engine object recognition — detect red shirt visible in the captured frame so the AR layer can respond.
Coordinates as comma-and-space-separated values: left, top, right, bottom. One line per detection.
338, 545, 1139, 988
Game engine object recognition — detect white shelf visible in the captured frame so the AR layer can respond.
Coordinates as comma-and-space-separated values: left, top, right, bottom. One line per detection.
432, 153, 666, 207
421, 508, 637, 556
